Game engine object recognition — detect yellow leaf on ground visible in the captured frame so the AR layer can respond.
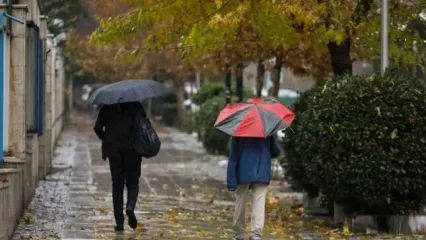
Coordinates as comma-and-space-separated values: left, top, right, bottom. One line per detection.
267, 196, 279, 205
136, 223, 147, 232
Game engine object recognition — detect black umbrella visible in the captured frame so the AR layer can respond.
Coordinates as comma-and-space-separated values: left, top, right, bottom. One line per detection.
88, 79, 168, 105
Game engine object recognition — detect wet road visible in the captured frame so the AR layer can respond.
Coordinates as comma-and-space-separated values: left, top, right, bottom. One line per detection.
12, 115, 286, 240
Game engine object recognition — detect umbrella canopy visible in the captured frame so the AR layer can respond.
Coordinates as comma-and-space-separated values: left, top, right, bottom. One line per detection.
88, 79, 168, 105
214, 97, 295, 137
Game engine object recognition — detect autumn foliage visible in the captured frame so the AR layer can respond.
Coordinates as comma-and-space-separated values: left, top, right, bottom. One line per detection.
91, 0, 426, 77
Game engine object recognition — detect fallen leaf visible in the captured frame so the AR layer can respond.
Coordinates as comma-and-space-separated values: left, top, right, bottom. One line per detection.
98, 208, 107, 215
22, 216, 34, 224
267, 196, 279, 205
168, 215, 178, 223
136, 223, 147, 232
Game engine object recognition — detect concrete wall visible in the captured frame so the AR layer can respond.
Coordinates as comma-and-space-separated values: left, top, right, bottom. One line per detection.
8, 5, 27, 159
0, 2, 67, 239
52, 53, 65, 143
0, 168, 23, 240
39, 32, 53, 179
0, 180, 10, 240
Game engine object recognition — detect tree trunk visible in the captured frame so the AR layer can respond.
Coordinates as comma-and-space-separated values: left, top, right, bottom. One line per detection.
256, 61, 265, 97
271, 56, 282, 97
236, 63, 244, 103
195, 69, 201, 89
327, 39, 352, 75
225, 65, 232, 104
147, 74, 159, 118
174, 80, 186, 129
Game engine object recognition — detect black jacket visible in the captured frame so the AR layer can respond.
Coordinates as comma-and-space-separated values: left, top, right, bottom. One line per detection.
94, 102, 146, 159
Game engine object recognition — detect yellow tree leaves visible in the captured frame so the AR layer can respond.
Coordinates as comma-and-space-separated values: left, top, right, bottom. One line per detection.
66, 0, 199, 83
91, 0, 426, 78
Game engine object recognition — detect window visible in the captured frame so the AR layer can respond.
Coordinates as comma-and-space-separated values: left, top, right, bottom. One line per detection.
25, 24, 43, 135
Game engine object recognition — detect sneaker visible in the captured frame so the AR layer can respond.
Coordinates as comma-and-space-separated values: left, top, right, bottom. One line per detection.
126, 207, 138, 229
114, 225, 124, 231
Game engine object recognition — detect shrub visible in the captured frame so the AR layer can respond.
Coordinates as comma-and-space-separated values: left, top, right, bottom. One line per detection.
142, 93, 178, 126
191, 81, 253, 154
282, 71, 426, 215
192, 81, 254, 106
194, 96, 230, 155
192, 82, 225, 105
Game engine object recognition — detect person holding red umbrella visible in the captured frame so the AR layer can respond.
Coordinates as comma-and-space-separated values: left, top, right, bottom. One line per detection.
214, 97, 295, 240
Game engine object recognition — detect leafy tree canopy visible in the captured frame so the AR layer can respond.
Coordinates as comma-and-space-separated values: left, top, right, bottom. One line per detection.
91, 0, 426, 77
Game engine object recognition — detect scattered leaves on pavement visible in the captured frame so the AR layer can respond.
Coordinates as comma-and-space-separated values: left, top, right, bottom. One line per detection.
264, 194, 426, 240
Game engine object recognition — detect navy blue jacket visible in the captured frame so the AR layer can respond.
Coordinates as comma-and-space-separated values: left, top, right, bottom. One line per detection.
227, 137, 281, 191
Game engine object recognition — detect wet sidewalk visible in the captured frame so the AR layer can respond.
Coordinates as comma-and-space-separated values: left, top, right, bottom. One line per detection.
12, 115, 289, 240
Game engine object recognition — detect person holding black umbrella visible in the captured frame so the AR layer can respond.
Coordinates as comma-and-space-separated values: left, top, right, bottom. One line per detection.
91, 80, 168, 231
94, 102, 145, 231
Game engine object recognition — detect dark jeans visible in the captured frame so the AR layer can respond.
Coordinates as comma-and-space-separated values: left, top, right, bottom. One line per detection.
108, 150, 141, 225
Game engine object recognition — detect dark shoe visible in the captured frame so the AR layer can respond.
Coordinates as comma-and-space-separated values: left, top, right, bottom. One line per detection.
114, 225, 124, 231
126, 207, 137, 229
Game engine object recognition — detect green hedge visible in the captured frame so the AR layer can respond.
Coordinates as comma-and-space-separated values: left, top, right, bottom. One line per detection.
192, 82, 225, 105
282, 70, 426, 214
192, 81, 253, 106
194, 96, 230, 154
142, 93, 178, 126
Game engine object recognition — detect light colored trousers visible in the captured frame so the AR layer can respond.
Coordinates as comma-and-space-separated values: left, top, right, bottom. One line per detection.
233, 183, 268, 239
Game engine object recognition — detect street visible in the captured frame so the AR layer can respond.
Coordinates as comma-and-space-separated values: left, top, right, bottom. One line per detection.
11, 114, 286, 240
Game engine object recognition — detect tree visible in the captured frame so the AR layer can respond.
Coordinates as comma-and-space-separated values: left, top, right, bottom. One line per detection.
66, 0, 215, 128
91, 0, 426, 78
42, 0, 83, 37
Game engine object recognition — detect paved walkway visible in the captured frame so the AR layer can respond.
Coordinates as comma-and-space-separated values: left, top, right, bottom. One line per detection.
12, 114, 289, 240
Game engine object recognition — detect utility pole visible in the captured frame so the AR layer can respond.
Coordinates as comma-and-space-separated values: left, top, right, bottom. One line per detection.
380, 0, 389, 76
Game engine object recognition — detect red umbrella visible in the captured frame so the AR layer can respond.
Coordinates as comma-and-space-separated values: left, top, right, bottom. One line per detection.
214, 97, 295, 137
